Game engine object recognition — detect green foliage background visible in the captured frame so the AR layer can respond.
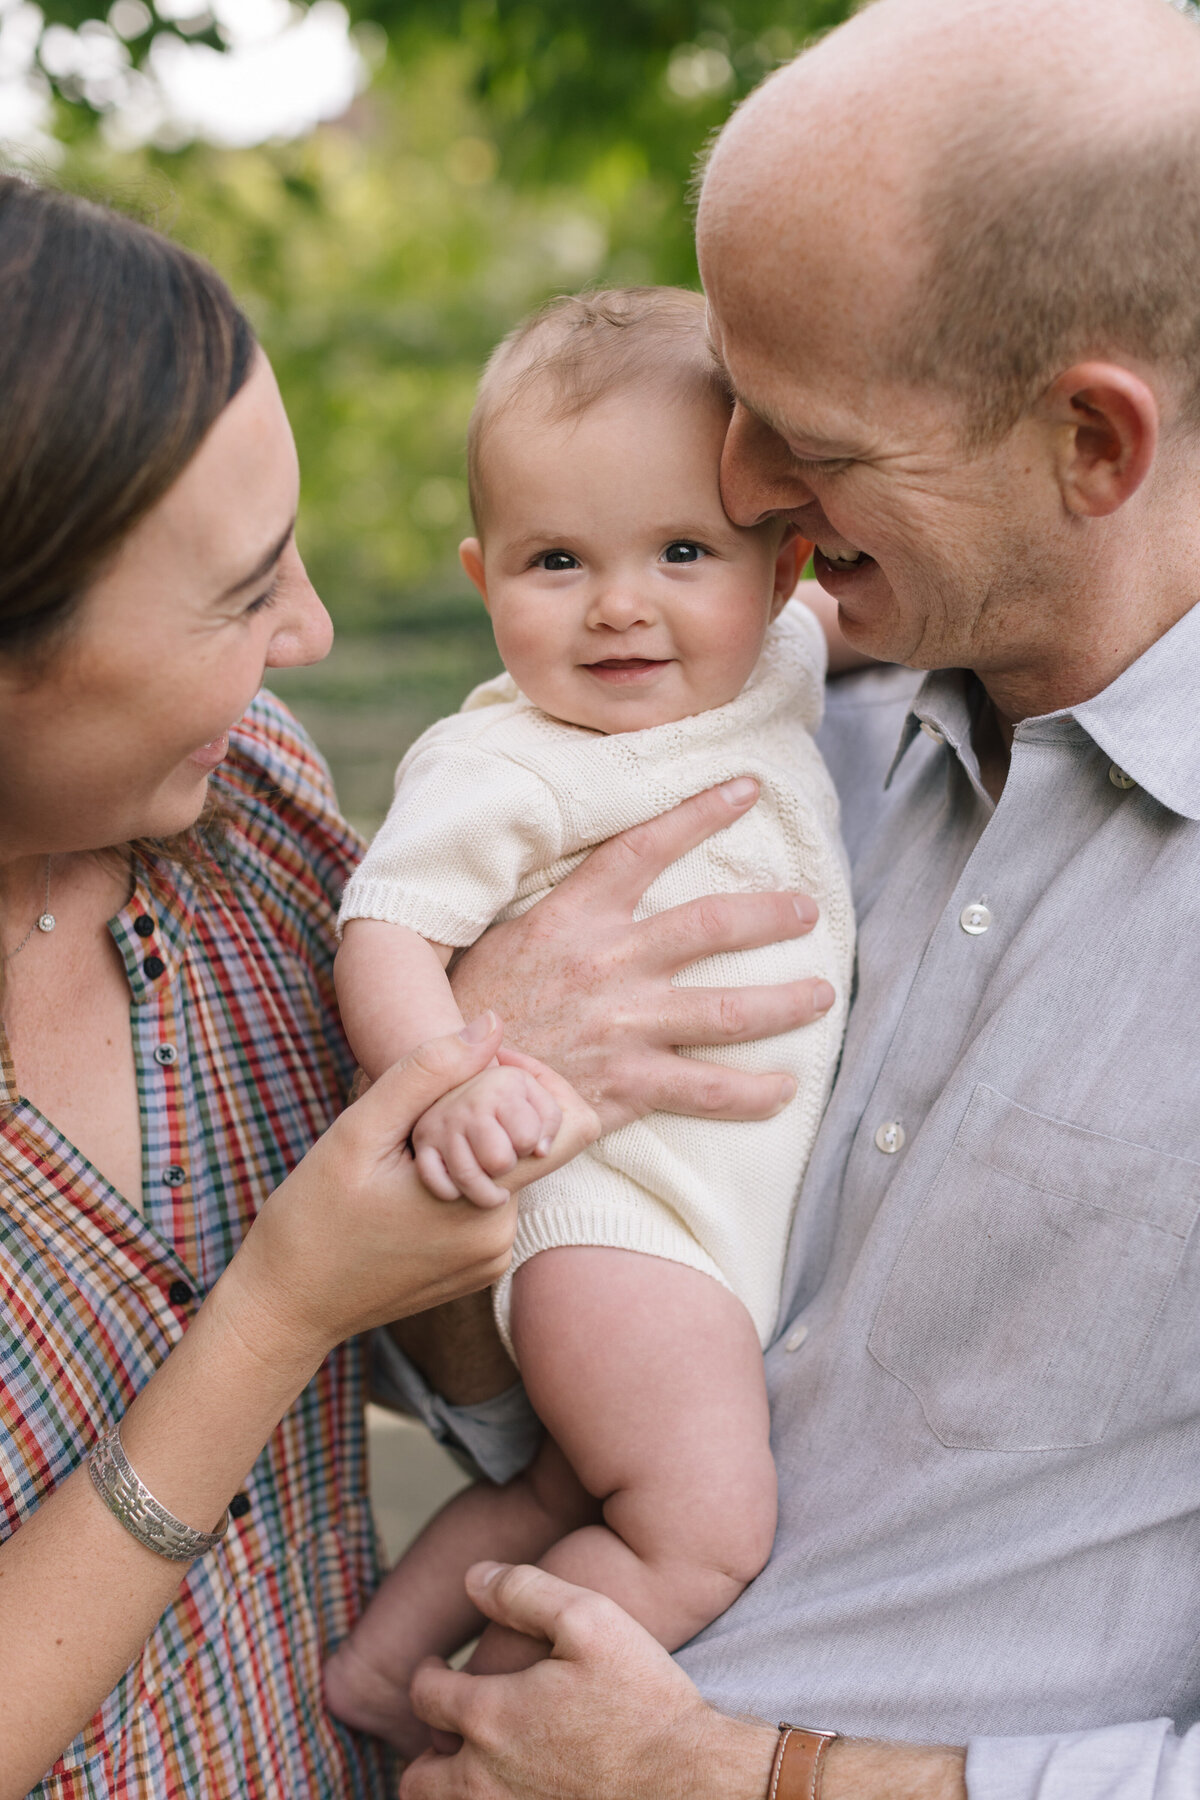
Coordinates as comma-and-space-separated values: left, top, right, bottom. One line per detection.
29, 2, 850, 820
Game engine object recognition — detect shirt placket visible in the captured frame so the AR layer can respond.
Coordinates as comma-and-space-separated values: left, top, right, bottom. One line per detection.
109, 874, 203, 1302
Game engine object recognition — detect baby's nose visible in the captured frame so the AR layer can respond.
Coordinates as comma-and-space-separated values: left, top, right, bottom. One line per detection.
587, 583, 655, 628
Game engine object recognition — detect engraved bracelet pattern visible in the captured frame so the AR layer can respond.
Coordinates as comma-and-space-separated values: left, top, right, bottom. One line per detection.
87, 1424, 229, 1562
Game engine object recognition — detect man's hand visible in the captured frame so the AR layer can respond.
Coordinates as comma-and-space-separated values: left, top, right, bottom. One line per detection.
400, 1562, 777, 1800
451, 780, 835, 1132
400, 1564, 970, 1800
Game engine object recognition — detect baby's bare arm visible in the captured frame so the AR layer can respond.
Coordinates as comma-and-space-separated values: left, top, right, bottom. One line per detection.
335, 918, 462, 1081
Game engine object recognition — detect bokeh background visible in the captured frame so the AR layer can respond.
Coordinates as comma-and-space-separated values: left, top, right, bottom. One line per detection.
4, 0, 851, 828
2, 0, 853, 1546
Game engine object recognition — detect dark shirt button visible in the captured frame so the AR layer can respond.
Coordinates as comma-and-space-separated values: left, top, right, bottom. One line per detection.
162, 1164, 186, 1188
134, 914, 155, 938
229, 1492, 252, 1520
154, 1043, 178, 1067
167, 1279, 194, 1307
143, 955, 166, 980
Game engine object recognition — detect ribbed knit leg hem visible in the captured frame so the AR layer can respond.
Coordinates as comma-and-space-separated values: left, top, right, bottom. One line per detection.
492, 1201, 730, 1365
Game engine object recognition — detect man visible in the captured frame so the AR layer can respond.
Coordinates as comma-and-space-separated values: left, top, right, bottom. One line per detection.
391, 0, 1200, 1792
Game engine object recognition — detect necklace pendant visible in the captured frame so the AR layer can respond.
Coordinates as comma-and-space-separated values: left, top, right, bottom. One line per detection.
37, 912, 55, 934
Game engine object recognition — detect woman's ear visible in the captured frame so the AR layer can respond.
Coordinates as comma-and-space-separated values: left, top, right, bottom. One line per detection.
459, 537, 490, 610
1040, 363, 1159, 518
770, 531, 813, 620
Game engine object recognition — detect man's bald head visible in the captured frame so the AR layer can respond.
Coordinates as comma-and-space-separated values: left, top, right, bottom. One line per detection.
701, 0, 1200, 439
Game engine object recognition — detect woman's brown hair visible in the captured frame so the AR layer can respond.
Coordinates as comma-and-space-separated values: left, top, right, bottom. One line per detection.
0, 173, 255, 653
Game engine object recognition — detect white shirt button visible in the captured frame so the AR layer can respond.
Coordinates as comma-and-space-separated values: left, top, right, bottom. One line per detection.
874, 1120, 906, 1154
1109, 764, 1138, 791
959, 901, 992, 935
920, 719, 946, 743
784, 1325, 809, 1352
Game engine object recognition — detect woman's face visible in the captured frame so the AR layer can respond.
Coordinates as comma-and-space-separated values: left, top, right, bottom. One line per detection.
0, 355, 333, 859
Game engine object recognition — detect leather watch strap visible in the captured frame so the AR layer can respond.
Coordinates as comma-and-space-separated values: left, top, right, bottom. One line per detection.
767, 1724, 840, 1800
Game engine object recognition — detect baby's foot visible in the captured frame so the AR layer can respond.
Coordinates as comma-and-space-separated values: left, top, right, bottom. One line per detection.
323, 1637, 431, 1760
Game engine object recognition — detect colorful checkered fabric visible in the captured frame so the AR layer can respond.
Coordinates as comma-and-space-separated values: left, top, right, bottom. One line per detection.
0, 693, 399, 1798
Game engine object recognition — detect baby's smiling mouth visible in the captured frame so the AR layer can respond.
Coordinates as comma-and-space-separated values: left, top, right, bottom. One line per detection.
584, 657, 672, 682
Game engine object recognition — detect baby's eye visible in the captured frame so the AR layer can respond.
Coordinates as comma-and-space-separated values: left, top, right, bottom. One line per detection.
537, 550, 580, 571
662, 541, 705, 564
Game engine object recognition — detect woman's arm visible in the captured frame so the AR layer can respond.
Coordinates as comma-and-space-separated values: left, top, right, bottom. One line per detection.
0, 1019, 598, 1798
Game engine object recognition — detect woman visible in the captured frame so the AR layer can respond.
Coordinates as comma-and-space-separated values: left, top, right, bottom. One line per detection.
0, 175, 595, 1798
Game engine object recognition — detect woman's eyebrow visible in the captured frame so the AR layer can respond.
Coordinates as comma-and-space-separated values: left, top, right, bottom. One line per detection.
216, 517, 296, 602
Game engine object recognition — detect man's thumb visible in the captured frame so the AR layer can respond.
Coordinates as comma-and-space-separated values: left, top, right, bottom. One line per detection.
354, 1012, 504, 1141
464, 1561, 603, 1658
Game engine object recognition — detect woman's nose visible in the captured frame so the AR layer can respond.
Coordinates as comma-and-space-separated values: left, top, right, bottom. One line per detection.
266, 555, 334, 669
721, 401, 816, 526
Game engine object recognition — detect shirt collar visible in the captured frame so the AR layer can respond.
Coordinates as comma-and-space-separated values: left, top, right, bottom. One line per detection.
1071, 599, 1200, 820
887, 599, 1200, 821
109, 856, 197, 1003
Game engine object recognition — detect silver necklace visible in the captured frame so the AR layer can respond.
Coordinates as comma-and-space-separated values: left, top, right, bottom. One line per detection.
3, 856, 55, 963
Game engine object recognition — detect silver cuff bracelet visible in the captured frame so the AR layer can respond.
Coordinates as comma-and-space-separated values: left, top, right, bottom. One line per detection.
87, 1424, 229, 1562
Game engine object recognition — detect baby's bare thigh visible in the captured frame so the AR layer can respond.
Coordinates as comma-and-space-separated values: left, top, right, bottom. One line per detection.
509, 1247, 775, 1521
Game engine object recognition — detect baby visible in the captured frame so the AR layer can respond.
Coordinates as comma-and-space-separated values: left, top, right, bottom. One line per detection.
324, 287, 855, 1755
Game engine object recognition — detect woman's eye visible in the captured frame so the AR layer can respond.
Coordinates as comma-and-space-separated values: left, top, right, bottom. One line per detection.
246, 573, 282, 616
662, 541, 704, 564
538, 551, 579, 571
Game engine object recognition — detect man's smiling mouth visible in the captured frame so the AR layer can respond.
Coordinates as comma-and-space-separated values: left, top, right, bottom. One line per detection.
816, 543, 870, 570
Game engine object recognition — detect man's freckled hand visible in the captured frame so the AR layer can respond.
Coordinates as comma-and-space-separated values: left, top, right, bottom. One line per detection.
412, 1065, 564, 1209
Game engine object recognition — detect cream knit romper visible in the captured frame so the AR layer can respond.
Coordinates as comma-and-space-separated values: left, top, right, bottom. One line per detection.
338, 600, 855, 1356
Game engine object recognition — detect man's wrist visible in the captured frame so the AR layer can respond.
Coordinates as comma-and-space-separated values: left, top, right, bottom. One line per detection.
688, 1711, 778, 1800
823, 1737, 967, 1800
386, 1293, 515, 1406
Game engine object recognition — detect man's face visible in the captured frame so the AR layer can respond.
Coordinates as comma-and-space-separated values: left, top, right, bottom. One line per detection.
699, 197, 1074, 686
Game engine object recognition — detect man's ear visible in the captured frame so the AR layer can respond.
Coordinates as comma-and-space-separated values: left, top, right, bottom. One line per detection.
769, 531, 813, 620
1041, 363, 1159, 517
459, 537, 490, 611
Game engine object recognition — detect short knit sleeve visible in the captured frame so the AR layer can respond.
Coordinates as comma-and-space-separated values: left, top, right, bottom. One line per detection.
337, 743, 564, 947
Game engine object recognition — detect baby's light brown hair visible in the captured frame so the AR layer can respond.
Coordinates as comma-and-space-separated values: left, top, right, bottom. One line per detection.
467, 287, 731, 533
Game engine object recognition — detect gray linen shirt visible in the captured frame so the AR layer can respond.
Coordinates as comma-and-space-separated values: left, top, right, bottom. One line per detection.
377, 599, 1200, 1799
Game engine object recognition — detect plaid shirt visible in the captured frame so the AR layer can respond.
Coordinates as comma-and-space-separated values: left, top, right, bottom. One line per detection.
0, 693, 398, 1799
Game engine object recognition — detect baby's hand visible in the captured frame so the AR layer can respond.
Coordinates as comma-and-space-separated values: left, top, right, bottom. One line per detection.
412, 1064, 563, 1207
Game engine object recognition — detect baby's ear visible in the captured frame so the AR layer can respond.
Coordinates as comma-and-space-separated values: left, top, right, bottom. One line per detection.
770, 530, 812, 619
459, 537, 489, 609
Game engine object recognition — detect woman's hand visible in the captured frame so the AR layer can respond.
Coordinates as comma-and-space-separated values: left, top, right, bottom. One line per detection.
451, 781, 834, 1132
219, 1015, 599, 1368
400, 1562, 777, 1800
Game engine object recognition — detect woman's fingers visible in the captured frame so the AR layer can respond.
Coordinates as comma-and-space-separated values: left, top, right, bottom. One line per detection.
664, 976, 836, 1048
548, 780, 761, 915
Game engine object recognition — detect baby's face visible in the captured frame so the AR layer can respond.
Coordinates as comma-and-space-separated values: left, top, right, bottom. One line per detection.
461, 386, 797, 733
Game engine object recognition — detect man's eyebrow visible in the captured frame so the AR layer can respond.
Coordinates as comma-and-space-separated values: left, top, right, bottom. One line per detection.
215, 518, 296, 602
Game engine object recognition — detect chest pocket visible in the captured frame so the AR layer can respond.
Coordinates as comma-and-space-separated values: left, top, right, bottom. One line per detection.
868, 1084, 1200, 1451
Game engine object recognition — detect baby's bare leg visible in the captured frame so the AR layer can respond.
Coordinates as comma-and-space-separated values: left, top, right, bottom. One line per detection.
467, 1247, 777, 1676
323, 1433, 597, 1754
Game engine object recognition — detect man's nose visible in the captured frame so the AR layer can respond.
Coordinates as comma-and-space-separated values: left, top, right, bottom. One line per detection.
721, 401, 816, 526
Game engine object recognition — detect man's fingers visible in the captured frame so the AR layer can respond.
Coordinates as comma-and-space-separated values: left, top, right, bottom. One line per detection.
667, 976, 836, 1047
627, 1056, 800, 1122
352, 1014, 505, 1144
552, 780, 761, 914
408, 1658, 475, 1738
639, 888, 818, 966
